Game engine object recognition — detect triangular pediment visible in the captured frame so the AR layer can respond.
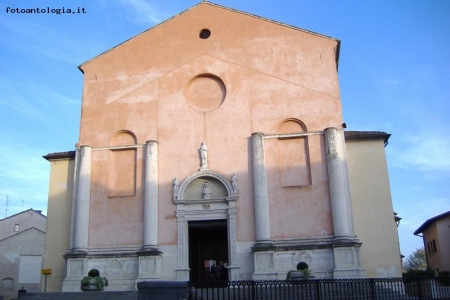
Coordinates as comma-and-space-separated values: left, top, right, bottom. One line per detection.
79, 1, 339, 71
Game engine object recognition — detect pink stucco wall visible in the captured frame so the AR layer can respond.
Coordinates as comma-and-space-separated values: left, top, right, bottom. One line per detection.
78, 3, 342, 247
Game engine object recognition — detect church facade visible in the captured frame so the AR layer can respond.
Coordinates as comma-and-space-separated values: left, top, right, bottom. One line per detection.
43, 2, 402, 292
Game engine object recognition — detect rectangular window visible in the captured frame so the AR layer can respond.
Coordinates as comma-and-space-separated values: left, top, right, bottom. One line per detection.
432, 239, 437, 253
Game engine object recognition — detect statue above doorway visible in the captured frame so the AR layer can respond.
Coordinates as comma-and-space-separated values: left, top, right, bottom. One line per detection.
172, 170, 238, 204
199, 141, 208, 170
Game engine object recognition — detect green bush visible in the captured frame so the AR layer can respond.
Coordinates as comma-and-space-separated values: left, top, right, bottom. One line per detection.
88, 269, 100, 277
402, 268, 434, 278
81, 269, 108, 291
297, 262, 309, 270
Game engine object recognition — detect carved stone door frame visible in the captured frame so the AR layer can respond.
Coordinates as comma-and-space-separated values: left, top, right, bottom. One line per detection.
174, 170, 239, 281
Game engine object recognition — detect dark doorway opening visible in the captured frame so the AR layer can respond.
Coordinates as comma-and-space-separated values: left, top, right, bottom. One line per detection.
189, 220, 228, 282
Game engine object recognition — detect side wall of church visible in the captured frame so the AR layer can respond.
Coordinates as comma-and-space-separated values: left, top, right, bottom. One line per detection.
42, 157, 75, 292
346, 139, 402, 278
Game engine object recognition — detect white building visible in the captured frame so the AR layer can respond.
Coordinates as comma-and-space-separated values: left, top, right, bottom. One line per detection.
0, 209, 46, 300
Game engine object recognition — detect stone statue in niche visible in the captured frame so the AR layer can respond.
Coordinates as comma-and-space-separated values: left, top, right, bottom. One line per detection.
231, 173, 238, 196
203, 182, 211, 199
172, 177, 179, 200
199, 141, 208, 170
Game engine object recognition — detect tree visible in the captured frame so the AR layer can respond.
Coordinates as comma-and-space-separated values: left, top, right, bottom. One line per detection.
403, 248, 427, 271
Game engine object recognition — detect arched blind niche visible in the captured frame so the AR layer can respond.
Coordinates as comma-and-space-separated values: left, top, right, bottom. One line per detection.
278, 119, 311, 187
107, 131, 137, 197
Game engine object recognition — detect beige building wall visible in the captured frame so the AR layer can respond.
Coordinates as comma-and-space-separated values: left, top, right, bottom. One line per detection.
346, 138, 402, 277
423, 224, 440, 271
436, 215, 450, 272
421, 214, 450, 273
42, 154, 75, 292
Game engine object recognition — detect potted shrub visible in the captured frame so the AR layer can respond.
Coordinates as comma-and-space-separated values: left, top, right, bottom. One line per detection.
80, 269, 109, 291
286, 262, 314, 280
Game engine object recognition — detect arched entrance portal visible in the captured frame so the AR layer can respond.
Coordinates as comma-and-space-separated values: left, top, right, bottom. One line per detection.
189, 220, 228, 281
173, 170, 239, 281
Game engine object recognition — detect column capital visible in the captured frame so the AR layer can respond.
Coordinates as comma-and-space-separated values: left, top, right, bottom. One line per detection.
251, 132, 265, 137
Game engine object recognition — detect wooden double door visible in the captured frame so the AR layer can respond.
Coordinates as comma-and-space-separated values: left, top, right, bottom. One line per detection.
188, 220, 229, 282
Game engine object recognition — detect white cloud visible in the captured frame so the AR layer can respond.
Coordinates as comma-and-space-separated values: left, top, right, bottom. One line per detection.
0, 133, 50, 217
0, 18, 87, 65
0, 79, 78, 123
119, 0, 163, 25
388, 130, 450, 173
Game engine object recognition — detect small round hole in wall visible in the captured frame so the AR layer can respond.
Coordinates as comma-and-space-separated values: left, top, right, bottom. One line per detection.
199, 29, 211, 39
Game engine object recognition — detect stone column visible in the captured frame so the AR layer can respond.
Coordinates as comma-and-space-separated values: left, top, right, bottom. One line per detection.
143, 140, 160, 252
251, 133, 271, 244
136, 141, 163, 282
324, 127, 352, 239
325, 128, 365, 278
63, 147, 91, 291
72, 146, 92, 251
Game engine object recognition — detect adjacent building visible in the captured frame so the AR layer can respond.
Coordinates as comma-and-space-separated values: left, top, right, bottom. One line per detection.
42, 2, 402, 292
0, 209, 46, 300
414, 211, 450, 274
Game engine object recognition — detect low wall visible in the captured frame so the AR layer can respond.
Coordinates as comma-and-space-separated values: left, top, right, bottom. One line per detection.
17, 290, 137, 300
137, 281, 189, 300
17, 281, 189, 300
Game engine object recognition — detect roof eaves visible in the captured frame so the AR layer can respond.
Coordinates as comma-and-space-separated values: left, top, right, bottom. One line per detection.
413, 211, 450, 235
43, 151, 76, 161
344, 131, 391, 146
0, 227, 46, 242
0, 209, 46, 222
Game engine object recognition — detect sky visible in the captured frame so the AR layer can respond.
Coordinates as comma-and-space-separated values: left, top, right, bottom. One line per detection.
0, 0, 449, 260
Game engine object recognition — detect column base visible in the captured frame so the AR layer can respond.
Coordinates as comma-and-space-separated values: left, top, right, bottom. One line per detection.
252, 248, 277, 280
63, 249, 88, 259
136, 252, 162, 282
175, 268, 190, 281
252, 241, 275, 251
226, 265, 240, 281
332, 240, 366, 278
137, 246, 163, 256
62, 255, 89, 292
